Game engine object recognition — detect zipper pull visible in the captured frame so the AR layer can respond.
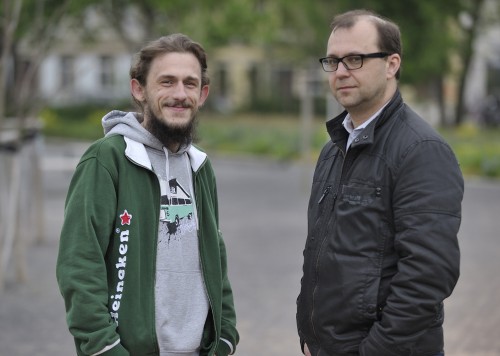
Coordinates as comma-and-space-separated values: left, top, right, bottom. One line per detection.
318, 185, 332, 204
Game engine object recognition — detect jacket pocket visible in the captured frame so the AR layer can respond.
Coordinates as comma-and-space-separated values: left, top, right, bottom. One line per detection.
341, 185, 380, 206
359, 272, 382, 322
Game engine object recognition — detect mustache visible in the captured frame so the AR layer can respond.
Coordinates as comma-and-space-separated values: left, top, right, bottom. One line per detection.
163, 99, 193, 109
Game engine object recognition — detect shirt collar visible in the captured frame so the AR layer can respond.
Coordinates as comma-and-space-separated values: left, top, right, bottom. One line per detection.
342, 103, 389, 134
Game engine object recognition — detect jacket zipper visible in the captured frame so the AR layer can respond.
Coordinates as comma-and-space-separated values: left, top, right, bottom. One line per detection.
199, 231, 217, 353
194, 170, 218, 354
310, 147, 346, 342
318, 185, 332, 204
125, 154, 162, 352
124, 139, 213, 353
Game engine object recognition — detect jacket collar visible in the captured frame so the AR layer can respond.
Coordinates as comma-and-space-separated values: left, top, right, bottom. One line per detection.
123, 136, 207, 173
326, 89, 404, 149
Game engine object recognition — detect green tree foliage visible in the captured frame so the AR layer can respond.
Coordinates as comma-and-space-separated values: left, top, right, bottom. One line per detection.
101, 0, 498, 125
101, 0, 284, 50
2, 0, 496, 124
0, 0, 100, 122
292, 0, 461, 86
100, 0, 472, 87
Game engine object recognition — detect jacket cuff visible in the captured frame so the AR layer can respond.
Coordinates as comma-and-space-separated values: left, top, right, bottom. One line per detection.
91, 341, 129, 356
216, 337, 233, 356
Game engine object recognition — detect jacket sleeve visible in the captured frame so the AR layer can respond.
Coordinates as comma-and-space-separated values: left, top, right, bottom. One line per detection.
216, 229, 239, 355
360, 139, 464, 355
56, 156, 128, 356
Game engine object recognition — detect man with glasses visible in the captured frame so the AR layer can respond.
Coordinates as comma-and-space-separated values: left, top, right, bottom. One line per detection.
296, 9, 463, 356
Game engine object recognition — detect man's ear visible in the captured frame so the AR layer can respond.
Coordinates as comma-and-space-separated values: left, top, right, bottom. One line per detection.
130, 79, 145, 102
198, 85, 210, 107
386, 53, 401, 79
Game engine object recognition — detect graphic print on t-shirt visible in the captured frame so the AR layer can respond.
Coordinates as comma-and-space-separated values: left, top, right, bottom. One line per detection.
159, 178, 195, 239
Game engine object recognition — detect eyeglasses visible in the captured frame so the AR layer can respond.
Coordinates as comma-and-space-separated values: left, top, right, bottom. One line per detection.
319, 52, 390, 72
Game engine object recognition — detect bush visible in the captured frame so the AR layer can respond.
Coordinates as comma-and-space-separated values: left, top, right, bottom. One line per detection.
197, 113, 313, 160
40, 103, 131, 140
40, 106, 500, 179
441, 124, 500, 179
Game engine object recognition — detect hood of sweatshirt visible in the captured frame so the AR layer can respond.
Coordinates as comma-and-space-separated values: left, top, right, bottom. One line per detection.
101, 110, 206, 172
102, 110, 174, 152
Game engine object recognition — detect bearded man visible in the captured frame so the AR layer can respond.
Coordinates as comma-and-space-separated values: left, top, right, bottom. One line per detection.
56, 34, 239, 356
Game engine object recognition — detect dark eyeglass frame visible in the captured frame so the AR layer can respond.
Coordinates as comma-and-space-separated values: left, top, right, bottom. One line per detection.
319, 52, 390, 72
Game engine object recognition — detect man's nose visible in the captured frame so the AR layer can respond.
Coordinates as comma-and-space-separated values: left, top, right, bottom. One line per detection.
335, 61, 351, 76
172, 83, 188, 99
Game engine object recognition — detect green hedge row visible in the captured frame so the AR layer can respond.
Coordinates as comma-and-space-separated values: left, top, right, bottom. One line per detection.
40, 107, 500, 178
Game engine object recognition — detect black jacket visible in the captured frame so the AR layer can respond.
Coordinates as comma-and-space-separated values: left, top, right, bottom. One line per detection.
296, 90, 463, 356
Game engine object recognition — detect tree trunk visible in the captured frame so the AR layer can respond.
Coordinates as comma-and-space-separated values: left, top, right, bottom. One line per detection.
0, 0, 23, 126
455, 0, 486, 126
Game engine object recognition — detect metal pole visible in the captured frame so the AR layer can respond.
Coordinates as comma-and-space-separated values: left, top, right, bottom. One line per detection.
0, 148, 22, 291
300, 78, 313, 163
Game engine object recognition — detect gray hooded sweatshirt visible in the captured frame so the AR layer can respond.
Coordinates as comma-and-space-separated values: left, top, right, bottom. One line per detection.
103, 110, 209, 356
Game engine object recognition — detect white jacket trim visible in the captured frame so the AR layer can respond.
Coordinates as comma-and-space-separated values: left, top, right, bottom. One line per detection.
123, 136, 207, 173
91, 338, 121, 356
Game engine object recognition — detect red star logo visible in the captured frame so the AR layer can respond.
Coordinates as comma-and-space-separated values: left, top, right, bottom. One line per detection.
120, 210, 132, 225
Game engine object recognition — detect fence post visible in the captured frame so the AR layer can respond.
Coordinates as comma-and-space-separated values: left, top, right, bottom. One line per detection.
0, 121, 44, 291
0, 147, 22, 291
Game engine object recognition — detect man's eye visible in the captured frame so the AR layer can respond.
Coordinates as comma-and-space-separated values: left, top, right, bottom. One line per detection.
346, 56, 362, 65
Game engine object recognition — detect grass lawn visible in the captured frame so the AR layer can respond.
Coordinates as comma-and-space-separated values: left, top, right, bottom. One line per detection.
440, 123, 500, 178
41, 109, 500, 179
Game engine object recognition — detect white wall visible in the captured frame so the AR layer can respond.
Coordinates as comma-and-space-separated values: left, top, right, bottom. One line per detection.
38, 53, 132, 106
465, 26, 500, 113
39, 55, 60, 96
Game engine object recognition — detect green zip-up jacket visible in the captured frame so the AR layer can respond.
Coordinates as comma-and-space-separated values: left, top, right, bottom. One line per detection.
56, 134, 239, 356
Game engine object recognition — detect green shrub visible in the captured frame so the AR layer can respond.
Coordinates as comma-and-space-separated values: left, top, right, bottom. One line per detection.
40, 103, 131, 140
40, 106, 500, 179
481, 157, 500, 177
441, 124, 500, 179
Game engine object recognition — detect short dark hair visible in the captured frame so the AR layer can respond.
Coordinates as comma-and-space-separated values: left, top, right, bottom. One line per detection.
330, 10, 402, 79
130, 33, 210, 87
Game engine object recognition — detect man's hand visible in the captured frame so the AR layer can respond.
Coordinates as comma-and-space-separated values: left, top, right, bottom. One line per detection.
304, 343, 312, 356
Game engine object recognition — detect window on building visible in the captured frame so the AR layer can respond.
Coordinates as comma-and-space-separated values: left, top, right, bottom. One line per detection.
60, 55, 75, 89
216, 63, 228, 97
212, 62, 231, 111
100, 55, 114, 87
248, 64, 259, 104
275, 68, 293, 111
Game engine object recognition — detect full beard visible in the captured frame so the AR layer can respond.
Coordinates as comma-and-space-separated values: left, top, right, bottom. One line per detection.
143, 105, 199, 149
